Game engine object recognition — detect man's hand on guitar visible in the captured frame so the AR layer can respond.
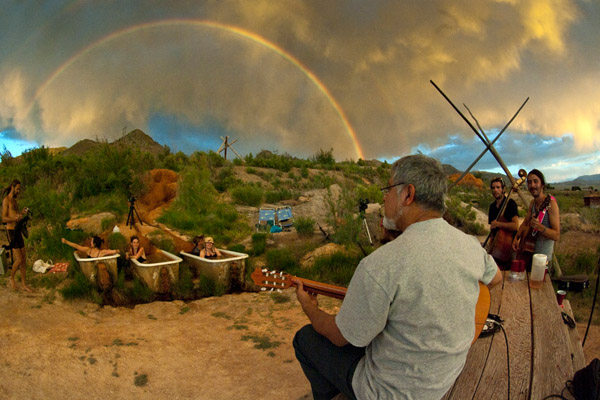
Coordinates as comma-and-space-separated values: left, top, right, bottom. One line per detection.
530, 218, 545, 233
294, 278, 319, 309
511, 234, 521, 252
490, 220, 500, 230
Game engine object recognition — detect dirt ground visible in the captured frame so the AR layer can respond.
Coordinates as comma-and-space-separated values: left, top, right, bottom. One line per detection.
0, 283, 337, 399
1, 280, 599, 400
2, 170, 599, 399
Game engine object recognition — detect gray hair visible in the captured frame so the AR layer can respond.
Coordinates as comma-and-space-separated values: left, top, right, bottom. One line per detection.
390, 154, 447, 213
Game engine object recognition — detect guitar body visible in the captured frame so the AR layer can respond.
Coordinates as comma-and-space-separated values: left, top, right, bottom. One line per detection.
517, 195, 551, 263
489, 222, 514, 264
251, 268, 490, 343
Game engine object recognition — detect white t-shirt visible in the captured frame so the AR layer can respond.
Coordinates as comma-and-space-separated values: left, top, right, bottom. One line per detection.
336, 218, 498, 399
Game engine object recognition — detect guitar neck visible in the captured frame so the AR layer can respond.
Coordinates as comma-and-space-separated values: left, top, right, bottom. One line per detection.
295, 277, 347, 300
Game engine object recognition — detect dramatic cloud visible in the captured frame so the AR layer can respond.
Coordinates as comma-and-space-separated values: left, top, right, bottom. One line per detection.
1, 0, 599, 180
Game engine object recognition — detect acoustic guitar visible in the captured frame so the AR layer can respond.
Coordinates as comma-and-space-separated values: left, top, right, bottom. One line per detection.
518, 194, 552, 257
251, 267, 491, 343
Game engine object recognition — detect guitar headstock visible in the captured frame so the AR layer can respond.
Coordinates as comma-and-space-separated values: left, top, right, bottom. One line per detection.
251, 267, 294, 292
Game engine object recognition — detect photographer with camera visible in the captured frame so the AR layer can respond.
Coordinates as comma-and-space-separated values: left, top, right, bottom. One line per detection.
2, 179, 33, 292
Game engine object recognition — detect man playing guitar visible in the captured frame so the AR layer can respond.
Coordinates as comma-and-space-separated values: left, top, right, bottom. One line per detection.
293, 155, 502, 400
512, 169, 560, 271
487, 177, 519, 269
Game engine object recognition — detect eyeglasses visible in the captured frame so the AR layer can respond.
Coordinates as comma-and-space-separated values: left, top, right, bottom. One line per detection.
380, 182, 405, 196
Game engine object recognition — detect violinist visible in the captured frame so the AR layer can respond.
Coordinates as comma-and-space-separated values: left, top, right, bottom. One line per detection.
487, 177, 519, 268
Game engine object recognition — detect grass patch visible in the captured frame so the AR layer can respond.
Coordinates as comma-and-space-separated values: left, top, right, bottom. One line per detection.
173, 265, 194, 300
211, 311, 232, 320
147, 314, 157, 320
270, 292, 291, 304
294, 216, 315, 237
251, 233, 267, 256
130, 277, 154, 303
60, 270, 95, 301
197, 275, 225, 297
230, 184, 264, 206
241, 334, 281, 350
265, 249, 299, 272
179, 306, 190, 315
134, 373, 148, 387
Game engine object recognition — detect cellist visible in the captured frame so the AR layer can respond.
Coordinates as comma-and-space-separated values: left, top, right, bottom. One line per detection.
487, 177, 519, 269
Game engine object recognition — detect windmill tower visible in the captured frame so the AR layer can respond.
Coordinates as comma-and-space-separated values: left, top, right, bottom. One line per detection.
217, 136, 242, 160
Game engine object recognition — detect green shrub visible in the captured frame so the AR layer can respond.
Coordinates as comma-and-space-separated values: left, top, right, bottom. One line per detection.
228, 244, 246, 253
295, 216, 315, 237
300, 166, 309, 179
60, 270, 95, 300
311, 148, 335, 166
265, 189, 295, 203
147, 232, 175, 254
230, 185, 264, 206
130, 278, 154, 303
251, 233, 267, 255
108, 232, 127, 252
444, 197, 486, 236
310, 251, 360, 286
173, 265, 195, 299
197, 275, 226, 297
265, 249, 298, 271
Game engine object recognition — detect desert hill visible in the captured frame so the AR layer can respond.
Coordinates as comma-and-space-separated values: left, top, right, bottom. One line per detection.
60, 129, 166, 157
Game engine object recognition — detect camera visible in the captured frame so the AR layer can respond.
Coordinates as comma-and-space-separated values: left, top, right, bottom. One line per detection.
129, 196, 136, 204
358, 198, 369, 213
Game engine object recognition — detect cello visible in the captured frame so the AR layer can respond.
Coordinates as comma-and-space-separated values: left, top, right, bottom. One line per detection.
483, 169, 527, 264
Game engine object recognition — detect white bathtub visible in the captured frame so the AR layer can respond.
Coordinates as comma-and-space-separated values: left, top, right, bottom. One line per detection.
130, 249, 182, 293
180, 249, 249, 292
73, 251, 120, 284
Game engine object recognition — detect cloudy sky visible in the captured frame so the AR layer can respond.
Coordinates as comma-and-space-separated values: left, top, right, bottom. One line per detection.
1, 0, 599, 182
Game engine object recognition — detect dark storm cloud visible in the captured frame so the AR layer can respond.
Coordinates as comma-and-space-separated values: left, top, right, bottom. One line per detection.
0, 0, 598, 180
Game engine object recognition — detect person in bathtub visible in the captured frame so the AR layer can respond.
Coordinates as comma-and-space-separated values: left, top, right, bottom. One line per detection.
199, 237, 222, 259
125, 235, 146, 263
61, 236, 120, 258
191, 234, 205, 256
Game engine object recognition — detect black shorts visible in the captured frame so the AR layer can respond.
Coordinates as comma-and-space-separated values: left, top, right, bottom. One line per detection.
7, 229, 25, 249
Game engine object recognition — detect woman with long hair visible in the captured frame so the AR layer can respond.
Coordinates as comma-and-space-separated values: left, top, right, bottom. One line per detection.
126, 235, 146, 262
61, 235, 119, 258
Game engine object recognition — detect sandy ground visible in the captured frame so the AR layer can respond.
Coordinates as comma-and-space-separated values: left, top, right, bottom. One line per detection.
0, 284, 340, 400
1, 282, 599, 400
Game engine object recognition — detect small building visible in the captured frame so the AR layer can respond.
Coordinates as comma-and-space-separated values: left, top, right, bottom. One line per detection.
584, 195, 600, 208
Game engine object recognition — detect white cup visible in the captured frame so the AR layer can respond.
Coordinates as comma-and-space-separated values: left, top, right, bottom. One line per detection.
530, 254, 547, 288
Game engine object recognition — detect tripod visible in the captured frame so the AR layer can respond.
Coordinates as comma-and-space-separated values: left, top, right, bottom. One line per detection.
361, 214, 373, 246
126, 197, 143, 228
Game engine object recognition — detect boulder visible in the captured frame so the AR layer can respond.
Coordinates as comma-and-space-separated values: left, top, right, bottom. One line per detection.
66, 212, 116, 235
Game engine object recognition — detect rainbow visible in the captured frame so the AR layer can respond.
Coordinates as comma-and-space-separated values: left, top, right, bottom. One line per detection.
28, 19, 365, 159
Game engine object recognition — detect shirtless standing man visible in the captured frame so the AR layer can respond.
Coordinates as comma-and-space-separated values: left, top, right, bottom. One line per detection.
2, 179, 33, 292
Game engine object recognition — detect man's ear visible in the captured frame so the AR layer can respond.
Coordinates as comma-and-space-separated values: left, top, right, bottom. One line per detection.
404, 184, 416, 205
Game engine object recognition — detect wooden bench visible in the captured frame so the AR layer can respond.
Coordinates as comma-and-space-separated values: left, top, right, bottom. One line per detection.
443, 271, 585, 399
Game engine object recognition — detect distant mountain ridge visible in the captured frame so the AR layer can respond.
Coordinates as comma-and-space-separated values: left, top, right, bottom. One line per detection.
60, 129, 166, 157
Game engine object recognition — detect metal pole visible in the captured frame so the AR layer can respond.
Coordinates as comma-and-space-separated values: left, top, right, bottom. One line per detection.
431, 80, 530, 206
